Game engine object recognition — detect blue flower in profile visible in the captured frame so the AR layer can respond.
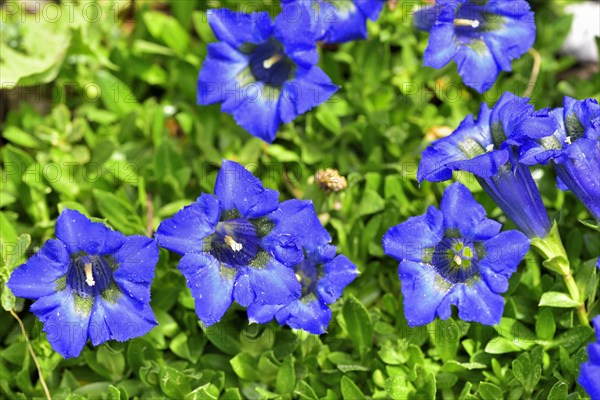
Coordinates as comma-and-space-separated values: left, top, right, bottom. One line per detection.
578, 315, 600, 399
7, 209, 158, 359
383, 182, 529, 326
197, 8, 338, 142
517, 97, 600, 221
155, 160, 331, 326
247, 244, 358, 334
282, 0, 385, 43
418, 92, 552, 238
414, 0, 536, 93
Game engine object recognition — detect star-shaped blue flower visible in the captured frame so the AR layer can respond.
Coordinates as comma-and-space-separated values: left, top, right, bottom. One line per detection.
155, 160, 331, 326
7, 209, 159, 359
517, 97, 600, 221
418, 92, 552, 238
282, 0, 385, 43
247, 244, 358, 334
414, 0, 536, 93
197, 8, 338, 142
578, 315, 600, 399
383, 182, 529, 326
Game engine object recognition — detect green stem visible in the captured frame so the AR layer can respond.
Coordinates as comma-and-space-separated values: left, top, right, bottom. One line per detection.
531, 223, 589, 326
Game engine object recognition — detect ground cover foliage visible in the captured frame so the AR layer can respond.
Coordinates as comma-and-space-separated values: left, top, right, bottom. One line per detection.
0, 0, 599, 399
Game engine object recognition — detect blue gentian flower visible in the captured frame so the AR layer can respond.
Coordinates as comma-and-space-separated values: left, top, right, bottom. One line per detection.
578, 316, 600, 399
418, 92, 552, 238
155, 160, 331, 326
282, 0, 385, 43
197, 8, 338, 142
414, 0, 536, 93
247, 244, 358, 334
517, 97, 600, 221
7, 209, 158, 359
382, 182, 529, 326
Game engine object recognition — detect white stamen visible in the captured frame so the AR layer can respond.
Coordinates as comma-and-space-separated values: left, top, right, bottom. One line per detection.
84, 263, 95, 286
486, 144, 494, 152
224, 235, 243, 252
263, 54, 283, 69
565, 136, 572, 145
454, 18, 480, 28
453, 255, 463, 266
295, 273, 302, 282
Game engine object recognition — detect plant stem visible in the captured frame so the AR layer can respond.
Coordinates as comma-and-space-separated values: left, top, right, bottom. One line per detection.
9, 309, 52, 400
531, 224, 589, 326
523, 48, 541, 98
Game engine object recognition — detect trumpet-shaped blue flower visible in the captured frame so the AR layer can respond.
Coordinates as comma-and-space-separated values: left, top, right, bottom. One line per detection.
414, 0, 536, 93
578, 316, 600, 399
383, 182, 529, 326
517, 97, 600, 221
155, 160, 331, 326
247, 244, 358, 334
282, 0, 385, 43
418, 92, 552, 238
7, 210, 158, 359
197, 8, 338, 142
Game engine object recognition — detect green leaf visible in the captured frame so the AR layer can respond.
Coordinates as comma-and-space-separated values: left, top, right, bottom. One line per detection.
276, 356, 296, 394
535, 308, 556, 340
96, 346, 125, 381
93, 189, 144, 235
159, 366, 191, 399
551, 326, 594, 353
485, 337, 523, 354
143, 11, 190, 56
385, 375, 413, 400
230, 353, 260, 381
107, 385, 121, 400
356, 189, 385, 217
547, 381, 568, 400
295, 380, 319, 400
341, 376, 366, 400
478, 382, 502, 400
0, 17, 71, 86
343, 295, 373, 357
185, 383, 220, 400
539, 292, 581, 308
95, 70, 139, 116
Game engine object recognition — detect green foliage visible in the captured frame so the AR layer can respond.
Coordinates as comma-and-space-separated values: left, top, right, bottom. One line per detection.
1, 0, 598, 399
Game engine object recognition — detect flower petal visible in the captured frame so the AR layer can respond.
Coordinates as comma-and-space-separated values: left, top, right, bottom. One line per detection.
207, 9, 273, 50
247, 303, 282, 324
275, 298, 331, 334
55, 209, 126, 255
454, 40, 500, 93
274, 6, 318, 66
214, 160, 280, 218
263, 199, 331, 266
112, 236, 159, 305
233, 259, 301, 307
423, 20, 457, 69
8, 239, 69, 300
220, 83, 283, 142
279, 66, 338, 124
383, 206, 444, 263
399, 261, 451, 327
88, 294, 157, 346
436, 279, 505, 325
316, 254, 359, 304
155, 193, 220, 255
440, 182, 502, 241
30, 291, 90, 359
479, 230, 529, 278
197, 42, 250, 105
178, 253, 235, 326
